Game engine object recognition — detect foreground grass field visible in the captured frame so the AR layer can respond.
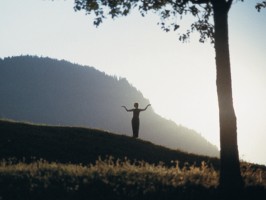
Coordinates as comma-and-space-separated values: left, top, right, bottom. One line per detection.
0, 120, 266, 199
0, 157, 266, 200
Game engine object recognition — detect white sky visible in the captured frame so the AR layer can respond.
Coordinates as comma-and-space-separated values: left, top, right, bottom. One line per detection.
1, 0, 266, 165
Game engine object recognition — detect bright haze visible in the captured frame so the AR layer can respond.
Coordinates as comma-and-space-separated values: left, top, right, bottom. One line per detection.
1, 0, 266, 165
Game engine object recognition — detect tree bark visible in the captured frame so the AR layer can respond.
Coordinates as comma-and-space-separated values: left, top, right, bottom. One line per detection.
212, 1, 243, 190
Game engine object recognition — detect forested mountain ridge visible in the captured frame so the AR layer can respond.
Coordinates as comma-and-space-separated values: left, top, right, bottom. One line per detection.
0, 55, 219, 157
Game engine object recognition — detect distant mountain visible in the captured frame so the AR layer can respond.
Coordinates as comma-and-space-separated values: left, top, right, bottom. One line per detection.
0, 56, 219, 157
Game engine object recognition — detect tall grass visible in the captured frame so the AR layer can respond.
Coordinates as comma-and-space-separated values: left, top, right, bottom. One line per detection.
0, 157, 265, 200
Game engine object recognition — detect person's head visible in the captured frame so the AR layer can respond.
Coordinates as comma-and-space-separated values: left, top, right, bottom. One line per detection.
134, 102, 139, 108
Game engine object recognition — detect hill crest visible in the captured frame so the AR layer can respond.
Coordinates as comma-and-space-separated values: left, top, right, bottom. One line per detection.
0, 119, 219, 168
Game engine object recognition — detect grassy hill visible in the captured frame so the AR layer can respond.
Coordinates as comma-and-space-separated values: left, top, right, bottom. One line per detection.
0, 119, 219, 168
0, 120, 266, 200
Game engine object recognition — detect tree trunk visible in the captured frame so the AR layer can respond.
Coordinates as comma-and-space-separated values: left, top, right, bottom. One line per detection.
212, 1, 243, 190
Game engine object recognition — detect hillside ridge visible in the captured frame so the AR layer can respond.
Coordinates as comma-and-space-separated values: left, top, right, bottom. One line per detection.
0, 119, 219, 168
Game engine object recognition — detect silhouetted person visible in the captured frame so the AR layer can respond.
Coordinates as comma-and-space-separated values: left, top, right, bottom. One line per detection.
122, 103, 151, 138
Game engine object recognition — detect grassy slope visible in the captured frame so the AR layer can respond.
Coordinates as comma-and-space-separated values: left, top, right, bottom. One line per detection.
0, 119, 219, 168
1, 120, 266, 200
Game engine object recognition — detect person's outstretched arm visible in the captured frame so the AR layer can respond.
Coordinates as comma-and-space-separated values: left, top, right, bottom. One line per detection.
140, 104, 151, 111
122, 106, 133, 112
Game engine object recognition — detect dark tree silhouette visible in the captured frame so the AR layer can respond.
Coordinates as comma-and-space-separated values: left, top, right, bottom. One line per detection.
74, 0, 264, 190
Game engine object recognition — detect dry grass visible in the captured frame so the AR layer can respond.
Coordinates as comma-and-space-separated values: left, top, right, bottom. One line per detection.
0, 157, 265, 200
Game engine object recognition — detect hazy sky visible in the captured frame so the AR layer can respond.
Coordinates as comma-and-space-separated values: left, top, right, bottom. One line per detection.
1, 0, 266, 165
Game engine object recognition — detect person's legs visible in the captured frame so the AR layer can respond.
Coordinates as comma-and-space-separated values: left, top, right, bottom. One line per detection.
132, 118, 139, 138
